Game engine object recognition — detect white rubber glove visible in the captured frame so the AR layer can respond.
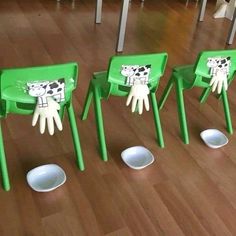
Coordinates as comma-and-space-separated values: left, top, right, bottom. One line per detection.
32, 96, 63, 135
126, 84, 150, 114
210, 69, 228, 94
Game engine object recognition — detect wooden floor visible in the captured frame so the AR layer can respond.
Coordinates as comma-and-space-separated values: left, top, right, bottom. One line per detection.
1, 0, 236, 235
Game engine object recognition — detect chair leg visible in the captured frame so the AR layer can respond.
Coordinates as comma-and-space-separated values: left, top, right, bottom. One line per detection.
176, 80, 189, 144
93, 86, 108, 161
221, 89, 233, 134
0, 121, 10, 191
67, 102, 85, 171
81, 83, 93, 121
159, 76, 174, 110
199, 87, 211, 103
150, 92, 164, 148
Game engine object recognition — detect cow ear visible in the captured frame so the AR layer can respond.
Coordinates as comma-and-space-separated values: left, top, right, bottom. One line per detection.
146, 64, 151, 68
58, 78, 65, 83
227, 56, 231, 60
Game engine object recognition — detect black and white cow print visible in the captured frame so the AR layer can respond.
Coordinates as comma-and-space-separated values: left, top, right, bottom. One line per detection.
207, 56, 231, 77
27, 78, 65, 107
121, 64, 151, 85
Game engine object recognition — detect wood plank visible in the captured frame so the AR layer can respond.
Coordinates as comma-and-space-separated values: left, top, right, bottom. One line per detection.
0, 0, 236, 235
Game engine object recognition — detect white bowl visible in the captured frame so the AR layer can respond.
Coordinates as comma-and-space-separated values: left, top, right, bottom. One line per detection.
26, 164, 66, 192
121, 146, 155, 170
200, 129, 228, 149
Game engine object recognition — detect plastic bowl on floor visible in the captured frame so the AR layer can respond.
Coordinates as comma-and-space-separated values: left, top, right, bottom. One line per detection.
26, 164, 66, 192
121, 146, 155, 170
200, 129, 228, 149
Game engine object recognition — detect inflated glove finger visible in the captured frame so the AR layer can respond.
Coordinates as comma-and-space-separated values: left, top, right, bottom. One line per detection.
210, 76, 217, 87
126, 92, 133, 106
144, 96, 150, 111
47, 116, 54, 135
138, 98, 143, 115
131, 97, 138, 113
32, 111, 39, 127
39, 115, 46, 134
54, 112, 63, 131
211, 80, 218, 93
223, 77, 228, 91
217, 80, 223, 94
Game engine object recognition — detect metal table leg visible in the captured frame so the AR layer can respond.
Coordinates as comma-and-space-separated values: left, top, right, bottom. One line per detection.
198, 0, 208, 21
116, 0, 129, 52
95, 0, 102, 23
227, 9, 236, 44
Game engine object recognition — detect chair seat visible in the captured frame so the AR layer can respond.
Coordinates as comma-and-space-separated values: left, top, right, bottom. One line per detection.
173, 65, 196, 88
93, 71, 107, 80
2, 86, 35, 103
92, 71, 107, 87
92, 71, 114, 98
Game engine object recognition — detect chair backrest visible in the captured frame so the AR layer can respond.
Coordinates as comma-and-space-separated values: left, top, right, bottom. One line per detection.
0, 62, 78, 116
193, 49, 236, 87
105, 53, 168, 97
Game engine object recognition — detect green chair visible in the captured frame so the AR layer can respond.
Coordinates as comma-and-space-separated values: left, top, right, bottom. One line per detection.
159, 49, 236, 144
81, 53, 168, 161
0, 62, 84, 191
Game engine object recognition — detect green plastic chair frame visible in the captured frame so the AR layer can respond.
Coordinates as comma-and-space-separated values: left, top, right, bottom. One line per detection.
0, 62, 84, 191
159, 49, 236, 144
81, 53, 168, 161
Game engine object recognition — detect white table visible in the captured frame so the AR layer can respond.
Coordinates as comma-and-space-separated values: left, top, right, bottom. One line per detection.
227, 8, 236, 44
198, 0, 236, 44
95, 0, 130, 52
